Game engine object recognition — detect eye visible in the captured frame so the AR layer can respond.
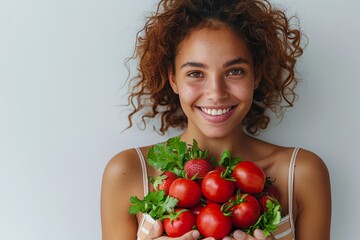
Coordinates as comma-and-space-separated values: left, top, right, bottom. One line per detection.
227, 68, 244, 77
187, 71, 204, 78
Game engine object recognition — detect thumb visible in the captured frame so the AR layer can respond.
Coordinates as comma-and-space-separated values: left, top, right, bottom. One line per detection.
179, 230, 201, 240
137, 215, 163, 240
148, 220, 164, 238
155, 229, 202, 240
233, 230, 247, 240
253, 229, 267, 240
232, 230, 267, 240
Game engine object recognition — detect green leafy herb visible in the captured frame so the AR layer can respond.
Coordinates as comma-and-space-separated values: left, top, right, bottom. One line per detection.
128, 190, 179, 220
184, 139, 209, 160
218, 149, 242, 178
147, 137, 187, 176
245, 199, 282, 236
218, 149, 242, 169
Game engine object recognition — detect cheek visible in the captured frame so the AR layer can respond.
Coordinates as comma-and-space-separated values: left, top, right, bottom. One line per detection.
230, 82, 255, 100
177, 84, 200, 103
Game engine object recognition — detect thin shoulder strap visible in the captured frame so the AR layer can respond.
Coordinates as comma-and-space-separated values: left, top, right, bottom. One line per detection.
288, 147, 300, 236
135, 147, 149, 197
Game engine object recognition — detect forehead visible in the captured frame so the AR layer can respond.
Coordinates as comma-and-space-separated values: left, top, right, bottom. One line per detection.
175, 25, 253, 66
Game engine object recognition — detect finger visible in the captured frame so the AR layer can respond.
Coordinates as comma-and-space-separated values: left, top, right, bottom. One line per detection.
148, 220, 163, 239
233, 230, 262, 240
154, 230, 202, 240
202, 236, 216, 240
252, 229, 267, 240
232, 230, 247, 240
222, 236, 234, 240
137, 215, 163, 240
176, 230, 201, 240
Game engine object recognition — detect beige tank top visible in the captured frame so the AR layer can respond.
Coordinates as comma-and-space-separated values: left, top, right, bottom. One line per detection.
134, 147, 300, 240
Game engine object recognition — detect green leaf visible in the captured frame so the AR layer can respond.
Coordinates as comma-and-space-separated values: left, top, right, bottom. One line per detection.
129, 196, 147, 215
146, 137, 188, 173
219, 149, 232, 166
161, 196, 179, 218
167, 136, 187, 162
184, 139, 209, 161
218, 149, 242, 179
244, 198, 282, 236
128, 190, 178, 220
218, 150, 242, 169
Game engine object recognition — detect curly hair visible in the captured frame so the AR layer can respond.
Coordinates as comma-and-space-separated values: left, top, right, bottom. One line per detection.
126, 0, 305, 135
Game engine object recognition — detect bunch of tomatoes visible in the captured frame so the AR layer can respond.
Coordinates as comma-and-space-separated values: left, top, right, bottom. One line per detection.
129, 137, 281, 239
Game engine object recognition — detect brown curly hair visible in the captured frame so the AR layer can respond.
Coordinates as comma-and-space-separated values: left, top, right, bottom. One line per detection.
126, 0, 305, 135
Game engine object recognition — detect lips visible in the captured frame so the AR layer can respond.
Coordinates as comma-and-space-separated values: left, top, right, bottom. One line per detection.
200, 106, 235, 116
198, 105, 237, 124
201, 107, 231, 116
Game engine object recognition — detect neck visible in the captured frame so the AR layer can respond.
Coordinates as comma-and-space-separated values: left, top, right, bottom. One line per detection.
180, 128, 254, 160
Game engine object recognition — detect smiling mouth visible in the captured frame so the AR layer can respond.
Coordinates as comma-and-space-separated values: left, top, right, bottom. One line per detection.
200, 106, 236, 116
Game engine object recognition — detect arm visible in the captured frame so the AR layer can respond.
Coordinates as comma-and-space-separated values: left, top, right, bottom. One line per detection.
101, 149, 144, 239
294, 150, 332, 240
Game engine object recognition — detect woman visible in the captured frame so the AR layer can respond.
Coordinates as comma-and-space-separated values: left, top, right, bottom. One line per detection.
101, 0, 331, 239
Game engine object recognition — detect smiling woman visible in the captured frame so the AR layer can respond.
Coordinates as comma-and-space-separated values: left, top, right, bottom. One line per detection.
168, 26, 258, 138
100, 0, 331, 240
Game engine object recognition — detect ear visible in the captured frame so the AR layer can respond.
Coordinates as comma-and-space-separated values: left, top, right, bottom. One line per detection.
168, 68, 179, 94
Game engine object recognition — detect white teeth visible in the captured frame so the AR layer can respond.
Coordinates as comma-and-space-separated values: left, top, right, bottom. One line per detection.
201, 107, 231, 116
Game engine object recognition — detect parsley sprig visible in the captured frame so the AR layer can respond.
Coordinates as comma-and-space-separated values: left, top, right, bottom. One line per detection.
128, 190, 178, 220
147, 137, 187, 176
245, 199, 282, 236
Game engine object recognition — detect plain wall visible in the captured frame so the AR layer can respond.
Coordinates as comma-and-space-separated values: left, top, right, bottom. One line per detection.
1, 0, 359, 239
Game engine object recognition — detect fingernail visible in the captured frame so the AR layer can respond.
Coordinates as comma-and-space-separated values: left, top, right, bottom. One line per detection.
192, 230, 200, 238
254, 229, 266, 239
234, 230, 245, 239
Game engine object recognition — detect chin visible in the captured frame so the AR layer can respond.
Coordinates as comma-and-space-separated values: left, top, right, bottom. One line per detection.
200, 129, 232, 139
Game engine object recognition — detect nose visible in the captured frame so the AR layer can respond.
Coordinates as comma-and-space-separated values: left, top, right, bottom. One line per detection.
204, 74, 228, 102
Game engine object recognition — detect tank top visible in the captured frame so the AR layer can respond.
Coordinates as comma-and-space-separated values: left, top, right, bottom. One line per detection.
134, 147, 300, 240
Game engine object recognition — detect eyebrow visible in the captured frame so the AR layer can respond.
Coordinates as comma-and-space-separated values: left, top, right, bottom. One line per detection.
179, 57, 250, 69
180, 62, 208, 69
223, 57, 250, 67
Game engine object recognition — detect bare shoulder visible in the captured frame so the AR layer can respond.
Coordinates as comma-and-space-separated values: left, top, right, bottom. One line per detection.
294, 148, 331, 206
101, 148, 146, 210
272, 147, 331, 197
103, 149, 142, 183
271, 146, 329, 177
295, 148, 330, 188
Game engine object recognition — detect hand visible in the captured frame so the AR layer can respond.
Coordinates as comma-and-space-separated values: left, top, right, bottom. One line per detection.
222, 229, 272, 240
146, 220, 214, 240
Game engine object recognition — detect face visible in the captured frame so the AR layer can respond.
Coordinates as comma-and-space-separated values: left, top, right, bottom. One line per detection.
169, 25, 259, 139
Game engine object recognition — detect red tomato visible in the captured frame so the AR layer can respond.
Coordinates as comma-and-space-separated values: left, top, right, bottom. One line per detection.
232, 161, 266, 194
258, 194, 270, 213
169, 178, 202, 208
228, 193, 261, 229
163, 209, 196, 237
258, 193, 279, 213
189, 203, 203, 222
197, 203, 232, 239
156, 171, 178, 195
201, 170, 234, 203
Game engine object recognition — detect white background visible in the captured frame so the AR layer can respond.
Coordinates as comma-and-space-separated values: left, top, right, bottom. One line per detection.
1, 0, 359, 239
